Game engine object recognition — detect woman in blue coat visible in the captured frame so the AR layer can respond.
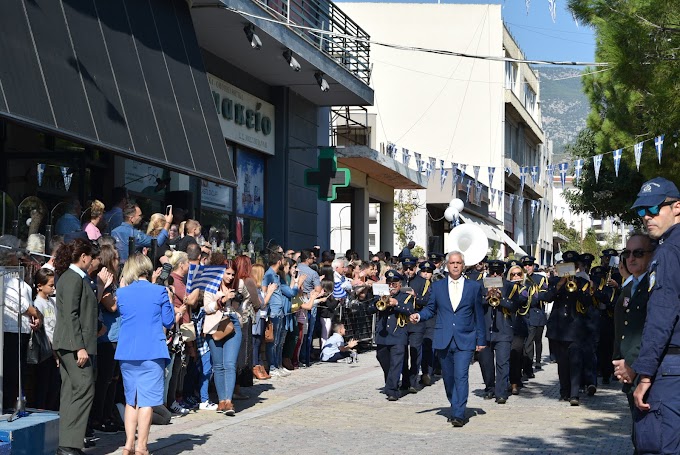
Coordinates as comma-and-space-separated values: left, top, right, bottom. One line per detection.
115, 253, 176, 455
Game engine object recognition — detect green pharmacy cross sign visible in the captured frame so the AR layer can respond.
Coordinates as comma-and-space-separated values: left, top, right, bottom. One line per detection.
304, 147, 351, 201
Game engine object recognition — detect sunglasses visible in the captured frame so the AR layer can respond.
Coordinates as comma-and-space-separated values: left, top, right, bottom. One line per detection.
636, 200, 676, 217
404, 266, 415, 271
511, 272, 523, 277
621, 249, 651, 259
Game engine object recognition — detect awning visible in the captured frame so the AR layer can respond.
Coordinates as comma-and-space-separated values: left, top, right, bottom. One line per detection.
459, 213, 529, 256
459, 213, 503, 243
336, 146, 426, 190
0, 0, 236, 186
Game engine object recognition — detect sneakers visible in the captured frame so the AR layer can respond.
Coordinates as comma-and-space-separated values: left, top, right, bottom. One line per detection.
199, 400, 218, 411
269, 368, 282, 378
169, 400, 190, 415
277, 367, 291, 377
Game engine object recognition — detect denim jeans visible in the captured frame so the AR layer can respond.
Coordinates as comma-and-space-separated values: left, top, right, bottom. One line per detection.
208, 316, 242, 401
301, 306, 317, 365
265, 316, 285, 369
199, 351, 213, 402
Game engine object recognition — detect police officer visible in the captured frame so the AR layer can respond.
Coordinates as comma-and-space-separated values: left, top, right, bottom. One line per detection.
401, 261, 434, 392
521, 256, 549, 376
478, 260, 526, 403
418, 261, 437, 386
577, 253, 599, 396
591, 265, 616, 385
545, 250, 592, 405
601, 248, 623, 290
616, 177, 680, 454
507, 259, 530, 394
400, 256, 418, 287
368, 270, 413, 401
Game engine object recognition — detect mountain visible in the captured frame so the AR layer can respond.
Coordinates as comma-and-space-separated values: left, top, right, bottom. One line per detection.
537, 67, 590, 157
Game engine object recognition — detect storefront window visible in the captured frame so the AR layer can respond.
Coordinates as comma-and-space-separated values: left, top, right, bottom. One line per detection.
236, 148, 265, 218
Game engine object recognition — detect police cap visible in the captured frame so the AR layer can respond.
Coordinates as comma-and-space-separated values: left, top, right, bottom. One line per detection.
428, 252, 444, 263
590, 266, 605, 278
632, 177, 680, 209
385, 270, 403, 283
401, 256, 417, 268
562, 251, 579, 263
579, 253, 595, 264
520, 256, 536, 266
419, 261, 435, 272
601, 248, 618, 257
487, 260, 505, 273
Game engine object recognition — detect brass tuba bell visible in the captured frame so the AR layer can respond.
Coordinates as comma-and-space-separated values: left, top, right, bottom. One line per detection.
376, 294, 390, 311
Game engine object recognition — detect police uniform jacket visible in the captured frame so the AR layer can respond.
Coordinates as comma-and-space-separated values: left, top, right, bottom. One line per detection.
633, 223, 680, 378
483, 279, 526, 343
613, 274, 649, 367
464, 270, 484, 282
524, 273, 549, 327
545, 275, 591, 343
368, 291, 413, 346
405, 274, 431, 333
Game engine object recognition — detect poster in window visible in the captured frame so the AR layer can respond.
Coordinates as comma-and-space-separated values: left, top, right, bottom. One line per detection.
236, 149, 264, 218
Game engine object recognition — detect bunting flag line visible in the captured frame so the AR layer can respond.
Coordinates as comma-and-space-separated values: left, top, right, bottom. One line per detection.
402, 148, 411, 167
473, 165, 480, 183
440, 169, 448, 191
655, 135, 664, 164
508, 194, 515, 212
613, 148, 622, 177
558, 162, 569, 189
634, 142, 643, 171
526, 0, 530, 15
490, 188, 496, 206
593, 154, 603, 183
465, 180, 472, 202
548, 0, 557, 23
428, 157, 436, 179
520, 167, 527, 193
530, 166, 539, 186
440, 159, 445, 170
425, 161, 432, 180
530, 200, 537, 218
61, 167, 70, 191
488, 167, 495, 188
518, 196, 525, 213
475, 182, 483, 204
546, 164, 555, 183
414, 152, 423, 173
37, 164, 45, 187
386, 142, 397, 159
574, 159, 584, 185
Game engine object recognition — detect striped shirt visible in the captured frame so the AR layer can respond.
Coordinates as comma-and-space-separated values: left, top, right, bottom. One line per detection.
333, 271, 352, 299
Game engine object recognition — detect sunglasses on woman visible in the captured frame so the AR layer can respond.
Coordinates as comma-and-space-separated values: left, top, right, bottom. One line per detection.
635, 200, 676, 217
511, 272, 523, 277
621, 249, 651, 259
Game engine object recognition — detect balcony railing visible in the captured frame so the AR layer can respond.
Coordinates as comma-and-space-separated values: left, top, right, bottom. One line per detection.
253, 0, 371, 83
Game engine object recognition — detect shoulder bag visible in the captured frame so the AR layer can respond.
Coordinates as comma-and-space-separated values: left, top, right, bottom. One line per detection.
27, 327, 52, 365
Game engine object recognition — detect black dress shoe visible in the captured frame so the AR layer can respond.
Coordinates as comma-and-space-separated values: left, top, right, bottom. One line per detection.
408, 386, 418, 394
569, 397, 580, 406
387, 395, 399, 401
449, 418, 465, 427
587, 385, 597, 396
496, 397, 507, 404
483, 392, 495, 400
57, 447, 85, 455
420, 374, 432, 386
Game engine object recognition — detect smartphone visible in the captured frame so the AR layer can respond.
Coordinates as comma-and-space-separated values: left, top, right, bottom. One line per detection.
166, 205, 172, 216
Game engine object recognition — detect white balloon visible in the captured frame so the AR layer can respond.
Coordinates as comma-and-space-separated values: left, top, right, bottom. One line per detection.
444, 207, 459, 222
26, 218, 32, 226
449, 198, 464, 213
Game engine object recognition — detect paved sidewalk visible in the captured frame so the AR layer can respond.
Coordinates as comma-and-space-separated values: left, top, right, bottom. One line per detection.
89, 341, 633, 455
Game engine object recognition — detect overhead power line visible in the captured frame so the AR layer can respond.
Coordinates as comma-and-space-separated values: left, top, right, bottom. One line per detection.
191, 3, 609, 67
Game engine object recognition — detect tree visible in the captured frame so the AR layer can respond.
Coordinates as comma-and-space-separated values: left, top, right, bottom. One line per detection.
565, 0, 680, 219
394, 190, 418, 250
553, 218, 603, 265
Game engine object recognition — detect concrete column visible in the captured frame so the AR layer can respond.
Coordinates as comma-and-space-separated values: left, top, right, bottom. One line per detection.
351, 187, 369, 259
379, 201, 394, 255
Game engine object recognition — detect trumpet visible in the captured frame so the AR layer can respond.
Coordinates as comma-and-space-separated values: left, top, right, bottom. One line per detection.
487, 288, 501, 307
565, 276, 578, 293
376, 294, 390, 311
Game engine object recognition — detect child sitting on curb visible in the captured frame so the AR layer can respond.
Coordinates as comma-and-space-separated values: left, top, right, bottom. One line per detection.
321, 323, 358, 363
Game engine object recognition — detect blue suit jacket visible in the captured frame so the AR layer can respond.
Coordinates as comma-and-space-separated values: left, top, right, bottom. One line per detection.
115, 280, 175, 361
418, 277, 486, 351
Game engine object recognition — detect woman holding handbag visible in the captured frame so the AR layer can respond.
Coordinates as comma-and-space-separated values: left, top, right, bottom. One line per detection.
203, 256, 241, 416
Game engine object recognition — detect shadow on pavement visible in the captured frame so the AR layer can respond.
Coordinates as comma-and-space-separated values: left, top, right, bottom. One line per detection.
151, 433, 209, 455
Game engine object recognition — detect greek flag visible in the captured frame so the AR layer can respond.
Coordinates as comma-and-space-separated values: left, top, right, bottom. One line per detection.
186, 263, 225, 294
574, 159, 584, 184
655, 135, 664, 164
634, 142, 643, 171
402, 148, 411, 167
613, 148, 623, 177
488, 166, 496, 188
593, 155, 603, 183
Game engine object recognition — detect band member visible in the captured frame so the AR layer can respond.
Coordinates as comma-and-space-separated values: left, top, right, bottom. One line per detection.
411, 251, 485, 427
428, 252, 446, 282
464, 259, 486, 281
591, 265, 617, 385
478, 260, 526, 404
576, 253, 599, 396
418, 262, 437, 386
521, 256, 549, 375
368, 270, 413, 401
507, 260, 530, 394
400, 261, 434, 392
545, 251, 591, 406
400, 256, 418, 287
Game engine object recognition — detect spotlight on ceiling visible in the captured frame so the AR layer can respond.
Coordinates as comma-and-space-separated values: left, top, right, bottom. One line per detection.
243, 24, 262, 50
283, 49, 301, 72
314, 71, 330, 92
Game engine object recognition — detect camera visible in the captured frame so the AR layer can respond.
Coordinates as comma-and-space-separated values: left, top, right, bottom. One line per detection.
156, 263, 173, 285
233, 292, 245, 303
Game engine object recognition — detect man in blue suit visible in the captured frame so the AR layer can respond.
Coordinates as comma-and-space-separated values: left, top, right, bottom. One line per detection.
411, 251, 486, 427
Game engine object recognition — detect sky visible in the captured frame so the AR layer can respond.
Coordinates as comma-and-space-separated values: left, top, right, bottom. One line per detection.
336, 0, 597, 64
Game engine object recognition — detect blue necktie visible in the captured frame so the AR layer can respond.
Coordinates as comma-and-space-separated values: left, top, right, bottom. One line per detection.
631, 276, 640, 296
